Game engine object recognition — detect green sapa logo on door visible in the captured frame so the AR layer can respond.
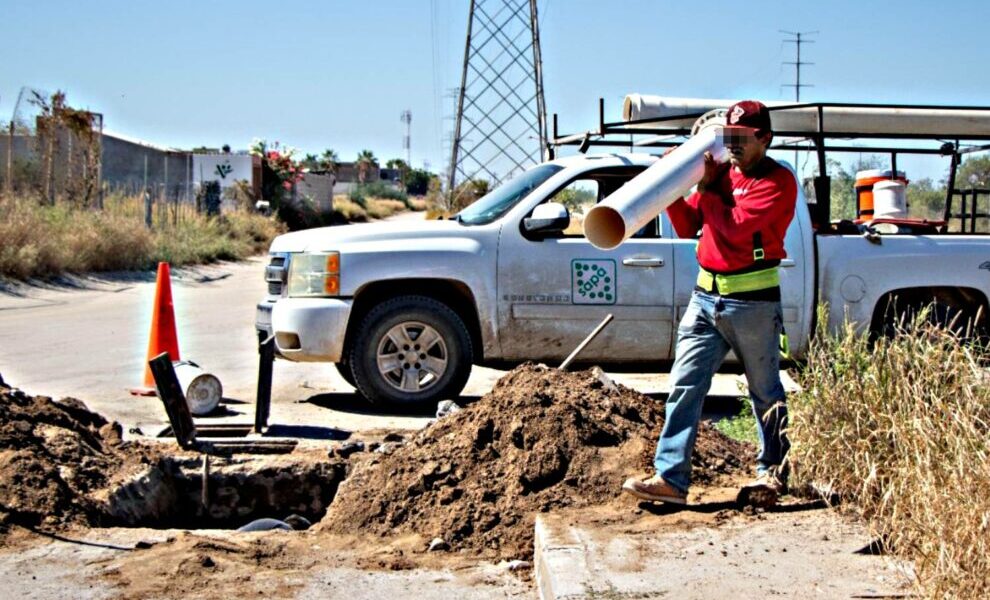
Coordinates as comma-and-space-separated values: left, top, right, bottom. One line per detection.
572, 259, 616, 305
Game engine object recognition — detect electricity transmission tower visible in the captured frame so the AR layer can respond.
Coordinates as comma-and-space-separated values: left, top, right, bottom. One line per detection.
448, 0, 547, 192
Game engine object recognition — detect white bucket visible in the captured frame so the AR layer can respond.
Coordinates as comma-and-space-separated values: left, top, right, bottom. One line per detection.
173, 361, 223, 416
871, 180, 908, 219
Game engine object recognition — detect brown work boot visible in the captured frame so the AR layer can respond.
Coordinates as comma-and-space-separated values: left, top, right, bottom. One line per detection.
737, 469, 785, 508
621, 474, 687, 504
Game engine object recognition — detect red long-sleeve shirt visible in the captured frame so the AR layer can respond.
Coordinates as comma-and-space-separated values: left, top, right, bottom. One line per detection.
667, 157, 797, 273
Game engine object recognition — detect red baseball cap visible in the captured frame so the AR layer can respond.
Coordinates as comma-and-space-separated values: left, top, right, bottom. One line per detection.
725, 100, 772, 135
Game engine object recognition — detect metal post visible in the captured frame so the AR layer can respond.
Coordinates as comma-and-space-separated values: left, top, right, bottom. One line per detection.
972, 191, 979, 233
5, 121, 13, 196
944, 143, 960, 224
812, 106, 830, 226
200, 454, 210, 508
254, 331, 275, 433
447, 0, 474, 195
960, 192, 968, 233
186, 153, 191, 205
529, 0, 548, 157
143, 155, 152, 228
96, 115, 104, 210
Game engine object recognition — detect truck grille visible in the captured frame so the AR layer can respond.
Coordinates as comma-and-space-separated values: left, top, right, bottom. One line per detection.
265, 255, 288, 296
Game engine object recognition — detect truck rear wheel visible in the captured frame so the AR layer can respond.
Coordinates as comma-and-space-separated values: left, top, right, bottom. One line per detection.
349, 295, 473, 405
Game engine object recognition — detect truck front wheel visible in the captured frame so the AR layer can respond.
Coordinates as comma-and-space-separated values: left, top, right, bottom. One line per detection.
349, 295, 473, 405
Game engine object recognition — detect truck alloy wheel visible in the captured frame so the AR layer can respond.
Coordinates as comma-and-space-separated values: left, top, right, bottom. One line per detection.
376, 322, 448, 392
349, 295, 472, 404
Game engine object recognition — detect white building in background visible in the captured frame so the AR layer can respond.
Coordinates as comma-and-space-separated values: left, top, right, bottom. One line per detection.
191, 153, 258, 191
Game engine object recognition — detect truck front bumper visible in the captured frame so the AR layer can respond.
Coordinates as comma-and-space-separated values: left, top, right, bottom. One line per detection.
269, 297, 353, 362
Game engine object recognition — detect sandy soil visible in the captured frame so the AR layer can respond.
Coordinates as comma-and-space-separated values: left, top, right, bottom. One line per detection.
0, 365, 910, 598
321, 364, 751, 560
0, 484, 913, 599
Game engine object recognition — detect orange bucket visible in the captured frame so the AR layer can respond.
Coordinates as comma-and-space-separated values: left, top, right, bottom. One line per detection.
855, 169, 908, 219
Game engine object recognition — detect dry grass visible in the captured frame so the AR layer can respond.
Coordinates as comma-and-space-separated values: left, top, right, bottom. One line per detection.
407, 196, 428, 211
331, 195, 368, 222
332, 195, 420, 221
790, 307, 990, 598
0, 194, 284, 280
365, 198, 407, 219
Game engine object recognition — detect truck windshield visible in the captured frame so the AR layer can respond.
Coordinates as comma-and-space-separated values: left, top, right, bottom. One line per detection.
456, 163, 564, 225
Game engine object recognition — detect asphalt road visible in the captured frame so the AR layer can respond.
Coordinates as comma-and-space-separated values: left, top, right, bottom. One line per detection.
0, 255, 782, 439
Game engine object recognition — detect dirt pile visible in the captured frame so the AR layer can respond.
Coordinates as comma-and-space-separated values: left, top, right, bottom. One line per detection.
322, 364, 753, 559
0, 378, 159, 530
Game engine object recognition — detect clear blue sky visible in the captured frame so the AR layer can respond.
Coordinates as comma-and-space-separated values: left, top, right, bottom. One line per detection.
3, 0, 989, 182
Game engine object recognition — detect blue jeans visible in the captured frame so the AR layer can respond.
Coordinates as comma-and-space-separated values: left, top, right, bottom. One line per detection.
654, 290, 789, 493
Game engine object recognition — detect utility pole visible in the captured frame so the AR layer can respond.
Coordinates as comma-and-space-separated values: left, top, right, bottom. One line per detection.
781, 30, 817, 171
781, 30, 816, 102
400, 109, 412, 166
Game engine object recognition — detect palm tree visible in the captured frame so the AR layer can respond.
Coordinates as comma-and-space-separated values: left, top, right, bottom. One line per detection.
385, 158, 410, 184
320, 149, 339, 175
356, 150, 377, 183
301, 153, 319, 171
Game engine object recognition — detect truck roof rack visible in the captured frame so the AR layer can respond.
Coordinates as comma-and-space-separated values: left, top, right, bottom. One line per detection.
549, 98, 990, 231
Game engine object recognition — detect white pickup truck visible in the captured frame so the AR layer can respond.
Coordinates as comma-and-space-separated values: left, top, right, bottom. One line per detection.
256, 152, 990, 404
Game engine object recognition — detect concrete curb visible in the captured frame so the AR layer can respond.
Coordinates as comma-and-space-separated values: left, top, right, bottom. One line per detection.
533, 515, 603, 600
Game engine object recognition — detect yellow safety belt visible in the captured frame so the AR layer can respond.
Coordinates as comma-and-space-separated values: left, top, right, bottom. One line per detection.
696, 266, 780, 295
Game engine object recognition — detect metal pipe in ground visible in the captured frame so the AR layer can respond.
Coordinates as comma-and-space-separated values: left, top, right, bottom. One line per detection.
201, 453, 210, 509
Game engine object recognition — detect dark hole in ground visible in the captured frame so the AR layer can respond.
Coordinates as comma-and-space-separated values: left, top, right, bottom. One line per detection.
102, 455, 348, 530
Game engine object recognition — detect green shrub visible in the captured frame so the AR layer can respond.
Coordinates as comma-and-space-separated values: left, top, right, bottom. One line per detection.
350, 181, 408, 208
713, 399, 759, 444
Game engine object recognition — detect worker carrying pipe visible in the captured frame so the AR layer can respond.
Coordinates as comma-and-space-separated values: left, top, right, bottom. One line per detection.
621, 100, 797, 506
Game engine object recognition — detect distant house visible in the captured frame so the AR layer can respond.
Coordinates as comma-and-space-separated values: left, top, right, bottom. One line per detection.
330, 161, 381, 194
379, 168, 402, 183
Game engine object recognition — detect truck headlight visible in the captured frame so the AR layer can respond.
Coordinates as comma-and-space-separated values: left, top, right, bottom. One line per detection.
287, 252, 340, 297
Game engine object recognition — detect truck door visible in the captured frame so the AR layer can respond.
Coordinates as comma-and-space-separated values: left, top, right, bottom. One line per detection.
496, 167, 676, 363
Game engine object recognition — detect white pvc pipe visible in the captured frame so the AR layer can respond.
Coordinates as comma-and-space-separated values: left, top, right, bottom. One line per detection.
623, 95, 768, 123
623, 94, 990, 137
174, 361, 223, 416
584, 126, 728, 250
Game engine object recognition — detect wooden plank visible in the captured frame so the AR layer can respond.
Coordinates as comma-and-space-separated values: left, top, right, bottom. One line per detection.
199, 440, 298, 456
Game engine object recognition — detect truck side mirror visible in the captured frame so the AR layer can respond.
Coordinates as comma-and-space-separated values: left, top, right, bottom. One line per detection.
523, 202, 570, 234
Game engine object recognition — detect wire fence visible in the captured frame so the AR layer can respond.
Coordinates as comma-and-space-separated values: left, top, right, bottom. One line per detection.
0, 88, 212, 227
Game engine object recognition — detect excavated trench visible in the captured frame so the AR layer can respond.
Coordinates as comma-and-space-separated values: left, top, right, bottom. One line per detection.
102, 453, 348, 530
2, 365, 752, 554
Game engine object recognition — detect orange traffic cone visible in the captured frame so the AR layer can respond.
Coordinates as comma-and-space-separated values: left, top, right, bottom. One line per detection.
130, 262, 180, 396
